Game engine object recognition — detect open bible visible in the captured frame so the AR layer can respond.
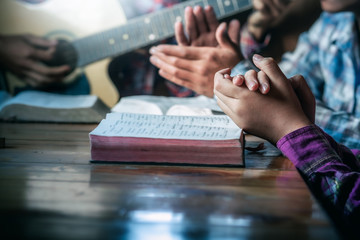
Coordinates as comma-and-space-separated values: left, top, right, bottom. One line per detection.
90, 112, 245, 166
111, 95, 223, 116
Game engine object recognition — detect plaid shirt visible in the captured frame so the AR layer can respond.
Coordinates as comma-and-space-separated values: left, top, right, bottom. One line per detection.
233, 12, 360, 149
277, 125, 360, 236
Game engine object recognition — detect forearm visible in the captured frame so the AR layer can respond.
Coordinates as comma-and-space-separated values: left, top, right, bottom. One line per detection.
277, 125, 360, 224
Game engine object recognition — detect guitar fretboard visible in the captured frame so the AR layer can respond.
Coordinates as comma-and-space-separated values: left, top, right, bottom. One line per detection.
74, 0, 252, 67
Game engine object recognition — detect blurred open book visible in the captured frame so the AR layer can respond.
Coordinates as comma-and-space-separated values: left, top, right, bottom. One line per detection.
0, 91, 223, 123
0, 90, 109, 123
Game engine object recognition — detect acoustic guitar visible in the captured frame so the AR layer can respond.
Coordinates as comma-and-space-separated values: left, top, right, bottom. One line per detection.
0, 0, 252, 107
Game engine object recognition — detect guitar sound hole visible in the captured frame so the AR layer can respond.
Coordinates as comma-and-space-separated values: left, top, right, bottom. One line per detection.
43, 39, 78, 74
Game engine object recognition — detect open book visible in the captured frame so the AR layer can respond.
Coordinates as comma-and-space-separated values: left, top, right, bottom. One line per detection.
90, 112, 244, 166
111, 95, 223, 116
0, 91, 221, 123
0, 90, 110, 123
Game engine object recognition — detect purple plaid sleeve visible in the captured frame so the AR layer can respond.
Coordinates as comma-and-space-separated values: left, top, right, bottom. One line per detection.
277, 125, 360, 229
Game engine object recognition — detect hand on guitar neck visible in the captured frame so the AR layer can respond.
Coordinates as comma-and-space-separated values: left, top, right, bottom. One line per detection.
0, 34, 72, 89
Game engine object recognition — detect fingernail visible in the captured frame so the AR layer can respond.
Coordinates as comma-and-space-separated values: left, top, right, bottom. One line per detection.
150, 56, 158, 64
253, 54, 264, 62
224, 74, 231, 80
249, 80, 257, 90
149, 47, 157, 54
233, 75, 244, 86
261, 83, 268, 93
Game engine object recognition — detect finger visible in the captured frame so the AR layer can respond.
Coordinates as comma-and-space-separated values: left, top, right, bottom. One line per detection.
150, 44, 203, 60
184, 7, 198, 43
204, 5, 218, 31
175, 21, 189, 46
215, 95, 239, 123
30, 46, 56, 61
252, 54, 287, 84
276, 0, 289, 9
214, 70, 243, 98
23, 34, 57, 48
244, 69, 260, 91
23, 77, 40, 88
227, 19, 240, 44
252, 0, 265, 11
257, 71, 270, 94
219, 68, 232, 74
232, 74, 245, 86
214, 85, 245, 127
25, 60, 71, 76
23, 70, 61, 85
215, 22, 231, 49
158, 69, 195, 91
266, 0, 282, 17
289, 74, 315, 123
150, 55, 194, 84
214, 68, 232, 84
223, 73, 232, 80
253, 0, 271, 15
193, 6, 208, 33
150, 53, 197, 74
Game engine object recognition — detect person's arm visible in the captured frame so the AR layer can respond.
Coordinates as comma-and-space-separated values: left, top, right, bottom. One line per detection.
277, 124, 360, 231
214, 54, 360, 232
279, 12, 360, 149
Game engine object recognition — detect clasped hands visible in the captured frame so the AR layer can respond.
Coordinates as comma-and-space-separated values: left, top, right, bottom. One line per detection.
214, 54, 315, 144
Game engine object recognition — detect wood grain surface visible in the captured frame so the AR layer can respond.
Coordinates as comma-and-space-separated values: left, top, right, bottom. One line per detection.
0, 123, 339, 239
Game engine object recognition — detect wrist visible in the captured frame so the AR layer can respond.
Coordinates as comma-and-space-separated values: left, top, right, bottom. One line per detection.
274, 118, 312, 144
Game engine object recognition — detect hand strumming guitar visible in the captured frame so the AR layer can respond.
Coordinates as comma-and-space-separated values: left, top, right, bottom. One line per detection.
0, 34, 70, 88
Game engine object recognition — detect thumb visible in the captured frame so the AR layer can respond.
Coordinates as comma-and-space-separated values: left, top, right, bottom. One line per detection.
216, 22, 236, 49
289, 75, 316, 123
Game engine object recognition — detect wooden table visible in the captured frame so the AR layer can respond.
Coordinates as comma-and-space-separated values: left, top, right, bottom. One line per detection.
0, 123, 339, 239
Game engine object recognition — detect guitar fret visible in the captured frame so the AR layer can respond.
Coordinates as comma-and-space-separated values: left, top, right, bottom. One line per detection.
233, 0, 239, 10
217, 0, 225, 16
74, 0, 252, 67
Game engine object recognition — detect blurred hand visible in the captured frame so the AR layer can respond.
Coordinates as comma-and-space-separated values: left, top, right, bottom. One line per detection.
175, 5, 219, 47
0, 34, 70, 88
214, 54, 314, 144
150, 21, 242, 97
249, 0, 293, 40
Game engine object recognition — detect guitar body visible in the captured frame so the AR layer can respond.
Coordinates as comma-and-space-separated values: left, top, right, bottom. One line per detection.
0, 0, 126, 107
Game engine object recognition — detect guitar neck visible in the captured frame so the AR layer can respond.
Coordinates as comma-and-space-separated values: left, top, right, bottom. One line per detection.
73, 0, 252, 67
